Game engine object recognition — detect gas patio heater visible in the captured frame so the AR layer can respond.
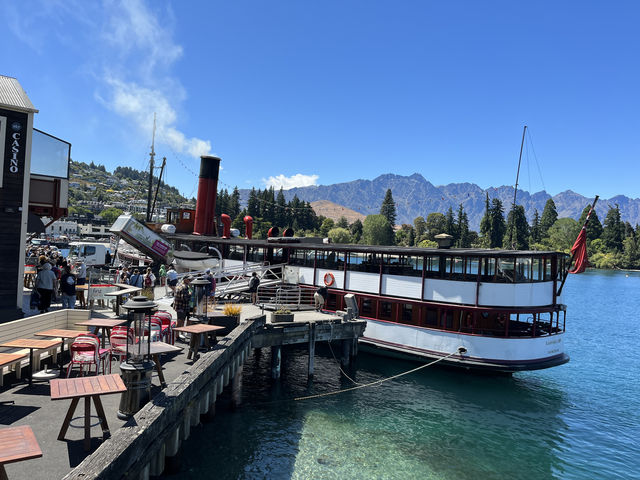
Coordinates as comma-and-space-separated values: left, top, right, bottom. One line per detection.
190, 277, 211, 323
117, 295, 157, 420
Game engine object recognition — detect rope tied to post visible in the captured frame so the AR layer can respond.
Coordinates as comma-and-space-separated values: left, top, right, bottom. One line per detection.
294, 347, 466, 402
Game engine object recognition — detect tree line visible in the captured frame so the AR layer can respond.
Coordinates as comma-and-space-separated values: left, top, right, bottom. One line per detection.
221, 186, 639, 270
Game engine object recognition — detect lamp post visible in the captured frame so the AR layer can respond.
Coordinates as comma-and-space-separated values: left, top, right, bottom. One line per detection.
118, 295, 157, 419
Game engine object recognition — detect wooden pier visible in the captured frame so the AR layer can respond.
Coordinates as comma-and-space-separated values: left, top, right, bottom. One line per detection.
58, 310, 366, 479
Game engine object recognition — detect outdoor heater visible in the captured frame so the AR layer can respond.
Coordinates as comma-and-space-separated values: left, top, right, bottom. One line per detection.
191, 277, 211, 322
118, 295, 157, 419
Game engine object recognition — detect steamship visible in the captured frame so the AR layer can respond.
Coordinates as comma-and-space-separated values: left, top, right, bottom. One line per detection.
155, 156, 571, 373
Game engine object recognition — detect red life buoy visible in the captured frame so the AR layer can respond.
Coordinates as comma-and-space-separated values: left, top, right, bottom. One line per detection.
324, 272, 335, 286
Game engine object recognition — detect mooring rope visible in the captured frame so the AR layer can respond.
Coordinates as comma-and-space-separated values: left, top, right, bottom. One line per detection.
293, 348, 464, 402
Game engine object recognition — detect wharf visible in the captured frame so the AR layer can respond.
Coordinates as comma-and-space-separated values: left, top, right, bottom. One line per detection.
1, 292, 366, 479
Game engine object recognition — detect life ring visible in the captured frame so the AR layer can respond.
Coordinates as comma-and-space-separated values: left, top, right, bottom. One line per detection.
323, 272, 335, 286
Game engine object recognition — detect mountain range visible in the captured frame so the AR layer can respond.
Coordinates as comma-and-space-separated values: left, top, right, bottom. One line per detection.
243, 173, 640, 231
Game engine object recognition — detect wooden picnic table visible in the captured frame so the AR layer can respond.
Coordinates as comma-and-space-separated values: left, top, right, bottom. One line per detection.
50, 374, 127, 452
74, 318, 127, 347
0, 425, 42, 479
173, 324, 225, 361
0, 339, 61, 386
34, 329, 90, 374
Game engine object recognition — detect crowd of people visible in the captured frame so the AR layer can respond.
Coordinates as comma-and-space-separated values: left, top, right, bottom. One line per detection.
31, 254, 85, 313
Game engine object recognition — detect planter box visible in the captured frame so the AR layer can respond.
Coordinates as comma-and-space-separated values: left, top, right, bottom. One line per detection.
208, 314, 240, 336
272, 313, 294, 323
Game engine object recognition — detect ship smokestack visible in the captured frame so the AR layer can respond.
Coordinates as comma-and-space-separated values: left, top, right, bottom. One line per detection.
193, 156, 221, 236
244, 215, 253, 239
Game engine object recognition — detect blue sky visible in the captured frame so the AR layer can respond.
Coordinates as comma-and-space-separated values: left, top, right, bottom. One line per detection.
2, 1, 638, 202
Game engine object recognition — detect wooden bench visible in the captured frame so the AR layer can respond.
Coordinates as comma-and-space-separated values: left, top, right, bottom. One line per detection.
104, 284, 142, 316
0, 310, 89, 386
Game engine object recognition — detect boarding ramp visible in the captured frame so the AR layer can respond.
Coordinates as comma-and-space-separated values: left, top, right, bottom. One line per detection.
208, 263, 286, 302
256, 283, 315, 311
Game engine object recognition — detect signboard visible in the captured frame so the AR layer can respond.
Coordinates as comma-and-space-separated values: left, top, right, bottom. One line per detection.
110, 214, 172, 260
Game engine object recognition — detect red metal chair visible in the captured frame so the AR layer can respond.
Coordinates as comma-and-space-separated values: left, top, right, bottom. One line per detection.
67, 333, 110, 376
154, 311, 176, 344
109, 326, 135, 365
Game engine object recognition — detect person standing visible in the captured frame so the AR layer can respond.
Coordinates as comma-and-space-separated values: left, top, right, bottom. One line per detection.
315, 285, 328, 311
159, 264, 167, 286
173, 276, 192, 341
142, 267, 156, 300
75, 261, 86, 286
166, 265, 178, 296
35, 260, 57, 313
248, 272, 260, 304
60, 265, 77, 309
129, 269, 143, 288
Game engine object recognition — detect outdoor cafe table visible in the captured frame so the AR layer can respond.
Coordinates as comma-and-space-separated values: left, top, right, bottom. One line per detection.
50, 374, 127, 452
75, 318, 127, 347
0, 425, 42, 479
0, 353, 27, 390
34, 329, 90, 374
148, 341, 183, 387
0, 339, 61, 386
172, 324, 225, 361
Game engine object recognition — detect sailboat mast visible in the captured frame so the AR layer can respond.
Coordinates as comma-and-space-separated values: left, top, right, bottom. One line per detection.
510, 125, 527, 248
146, 113, 157, 223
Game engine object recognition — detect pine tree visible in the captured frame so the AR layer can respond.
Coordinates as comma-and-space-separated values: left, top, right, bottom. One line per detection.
247, 188, 259, 217
445, 207, 457, 242
230, 187, 241, 219
275, 188, 287, 227
489, 198, 506, 248
503, 205, 529, 250
380, 189, 397, 226
529, 209, 541, 245
602, 204, 624, 252
479, 192, 491, 247
576, 204, 603, 242
456, 204, 471, 248
350, 219, 363, 243
540, 198, 558, 238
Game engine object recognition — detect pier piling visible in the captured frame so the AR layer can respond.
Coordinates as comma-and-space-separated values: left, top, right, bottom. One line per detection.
271, 345, 281, 379
308, 322, 316, 379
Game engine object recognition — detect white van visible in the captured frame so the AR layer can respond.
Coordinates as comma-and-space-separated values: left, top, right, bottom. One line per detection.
67, 242, 111, 266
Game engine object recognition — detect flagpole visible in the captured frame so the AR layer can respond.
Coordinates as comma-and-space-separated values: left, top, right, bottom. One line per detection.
556, 195, 599, 297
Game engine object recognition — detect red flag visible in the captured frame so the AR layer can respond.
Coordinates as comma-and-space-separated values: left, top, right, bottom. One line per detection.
568, 227, 588, 274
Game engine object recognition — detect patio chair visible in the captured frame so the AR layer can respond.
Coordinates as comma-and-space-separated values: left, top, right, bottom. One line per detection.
109, 326, 135, 365
67, 334, 110, 377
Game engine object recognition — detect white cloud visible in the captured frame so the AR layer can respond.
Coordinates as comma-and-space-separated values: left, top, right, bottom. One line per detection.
98, 0, 211, 158
263, 174, 319, 190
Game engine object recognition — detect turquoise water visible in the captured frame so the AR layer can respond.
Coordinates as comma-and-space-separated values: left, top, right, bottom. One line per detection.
171, 270, 640, 479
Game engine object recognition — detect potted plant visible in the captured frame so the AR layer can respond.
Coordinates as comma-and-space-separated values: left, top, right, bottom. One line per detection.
272, 307, 294, 323
209, 303, 242, 335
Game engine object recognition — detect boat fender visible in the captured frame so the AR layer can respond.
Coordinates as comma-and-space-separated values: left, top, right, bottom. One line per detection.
324, 272, 335, 286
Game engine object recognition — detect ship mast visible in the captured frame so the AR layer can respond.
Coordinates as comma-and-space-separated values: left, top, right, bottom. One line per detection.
509, 125, 527, 249
146, 113, 156, 222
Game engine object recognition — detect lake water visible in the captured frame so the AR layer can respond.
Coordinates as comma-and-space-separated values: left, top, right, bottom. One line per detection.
169, 270, 640, 479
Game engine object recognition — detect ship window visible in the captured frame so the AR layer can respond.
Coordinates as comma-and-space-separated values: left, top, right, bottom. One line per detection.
361, 298, 374, 316
465, 257, 479, 278
228, 245, 243, 261
405, 256, 422, 277
424, 308, 438, 327
544, 258, 553, 281
382, 254, 402, 274
379, 301, 393, 320
516, 258, 531, 282
481, 257, 497, 281
289, 249, 313, 267
424, 255, 440, 278
183, 212, 191, 219
247, 247, 265, 263
347, 251, 365, 272
349, 252, 379, 273
271, 248, 284, 264
445, 256, 465, 280
497, 258, 516, 283
401, 304, 414, 324
443, 310, 453, 329
531, 258, 542, 281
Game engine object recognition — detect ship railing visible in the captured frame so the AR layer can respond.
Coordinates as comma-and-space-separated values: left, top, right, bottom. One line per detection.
209, 263, 287, 300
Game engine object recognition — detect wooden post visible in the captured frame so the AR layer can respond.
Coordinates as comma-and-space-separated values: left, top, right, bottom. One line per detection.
308, 323, 316, 379
341, 339, 351, 367
271, 345, 281, 379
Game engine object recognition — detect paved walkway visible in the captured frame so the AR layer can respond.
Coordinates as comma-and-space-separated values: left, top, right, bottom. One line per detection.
2, 287, 339, 479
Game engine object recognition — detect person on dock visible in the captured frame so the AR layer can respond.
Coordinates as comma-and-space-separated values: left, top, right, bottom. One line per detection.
60, 264, 77, 309
249, 272, 260, 304
75, 261, 86, 286
142, 267, 156, 300
315, 285, 328, 311
204, 268, 216, 308
167, 265, 178, 296
129, 269, 143, 288
159, 264, 167, 286
173, 276, 192, 341
35, 259, 57, 313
